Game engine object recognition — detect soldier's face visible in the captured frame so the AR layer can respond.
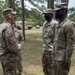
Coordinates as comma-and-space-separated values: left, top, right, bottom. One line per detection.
55, 9, 66, 19
44, 13, 53, 21
6, 13, 15, 22
55, 10, 62, 19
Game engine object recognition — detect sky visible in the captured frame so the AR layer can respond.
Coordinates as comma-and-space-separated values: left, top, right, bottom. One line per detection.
1, 0, 75, 8
68, 0, 75, 8
25, 0, 75, 9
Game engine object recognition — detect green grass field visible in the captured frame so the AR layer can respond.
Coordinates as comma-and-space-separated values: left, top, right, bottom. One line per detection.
0, 27, 75, 75
22, 28, 43, 75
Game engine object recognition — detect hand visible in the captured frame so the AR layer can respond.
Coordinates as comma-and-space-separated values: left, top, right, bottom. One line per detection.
65, 58, 70, 63
17, 43, 22, 49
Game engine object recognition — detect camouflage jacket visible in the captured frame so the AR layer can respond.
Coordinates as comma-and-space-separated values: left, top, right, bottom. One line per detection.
53, 18, 75, 61
42, 19, 58, 51
0, 21, 18, 55
14, 27, 23, 42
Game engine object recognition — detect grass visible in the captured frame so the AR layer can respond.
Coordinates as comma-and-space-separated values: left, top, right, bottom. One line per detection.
0, 27, 75, 75
22, 27, 44, 75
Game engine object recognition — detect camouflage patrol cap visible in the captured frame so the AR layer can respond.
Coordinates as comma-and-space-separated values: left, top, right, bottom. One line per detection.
43, 8, 53, 14
2, 8, 16, 15
54, 3, 67, 11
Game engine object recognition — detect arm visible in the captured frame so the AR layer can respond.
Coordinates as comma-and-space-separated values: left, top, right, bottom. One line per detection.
5, 27, 18, 52
65, 24, 75, 62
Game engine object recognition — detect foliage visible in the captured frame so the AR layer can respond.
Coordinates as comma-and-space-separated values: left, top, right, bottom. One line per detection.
69, 14, 75, 22
28, 0, 45, 3
69, 7, 75, 13
0, 0, 60, 24
68, 7, 75, 22
15, 0, 45, 26
0, 0, 8, 23
0, 0, 45, 26
27, 9, 44, 26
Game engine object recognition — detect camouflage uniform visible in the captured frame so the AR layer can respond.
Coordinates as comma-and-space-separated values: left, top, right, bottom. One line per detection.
14, 27, 23, 75
0, 8, 19, 75
42, 8, 58, 75
53, 3, 75, 75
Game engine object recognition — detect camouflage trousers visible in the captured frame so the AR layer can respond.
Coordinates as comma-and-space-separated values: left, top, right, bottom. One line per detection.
17, 50, 23, 75
42, 50, 54, 75
54, 60, 71, 75
0, 52, 19, 75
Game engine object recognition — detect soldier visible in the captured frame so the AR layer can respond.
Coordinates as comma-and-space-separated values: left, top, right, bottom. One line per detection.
0, 8, 19, 75
53, 3, 75, 75
42, 8, 58, 75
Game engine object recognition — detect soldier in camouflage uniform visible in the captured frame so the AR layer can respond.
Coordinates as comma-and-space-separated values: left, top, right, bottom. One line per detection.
42, 8, 58, 75
53, 3, 75, 75
0, 8, 19, 75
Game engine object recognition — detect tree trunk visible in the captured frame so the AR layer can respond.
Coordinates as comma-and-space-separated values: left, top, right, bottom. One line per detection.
61, 0, 69, 6
47, 0, 54, 9
61, 0, 66, 2
8, 0, 13, 8
21, 0, 26, 41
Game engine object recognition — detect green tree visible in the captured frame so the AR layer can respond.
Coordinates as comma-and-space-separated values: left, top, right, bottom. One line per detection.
0, 0, 9, 23
69, 7, 75, 13
69, 14, 75, 22
69, 7, 75, 22
14, 0, 45, 26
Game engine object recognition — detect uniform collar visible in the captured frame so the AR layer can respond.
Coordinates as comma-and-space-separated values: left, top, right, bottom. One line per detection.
4, 20, 11, 27
59, 18, 68, 26
56, 18, 68, 28
45, 19, 54, 26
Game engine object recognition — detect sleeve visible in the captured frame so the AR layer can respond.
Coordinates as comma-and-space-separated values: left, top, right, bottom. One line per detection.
65, 24, 75, 62
5, 27, 18, 52
49, 22, 58, 44
18, 31, 23, 42
42, 22, 45, 40
52, 23, 58, 43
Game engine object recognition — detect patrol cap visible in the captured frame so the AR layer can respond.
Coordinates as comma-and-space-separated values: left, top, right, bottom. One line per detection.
43, 8, 53, 14
2, 8, 16, 16
54, 3, 67, 11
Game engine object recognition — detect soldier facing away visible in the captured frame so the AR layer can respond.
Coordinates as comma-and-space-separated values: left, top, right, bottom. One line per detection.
42, 8, 58, 75
0, 8, 20, 75
53, 3, 75, 75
